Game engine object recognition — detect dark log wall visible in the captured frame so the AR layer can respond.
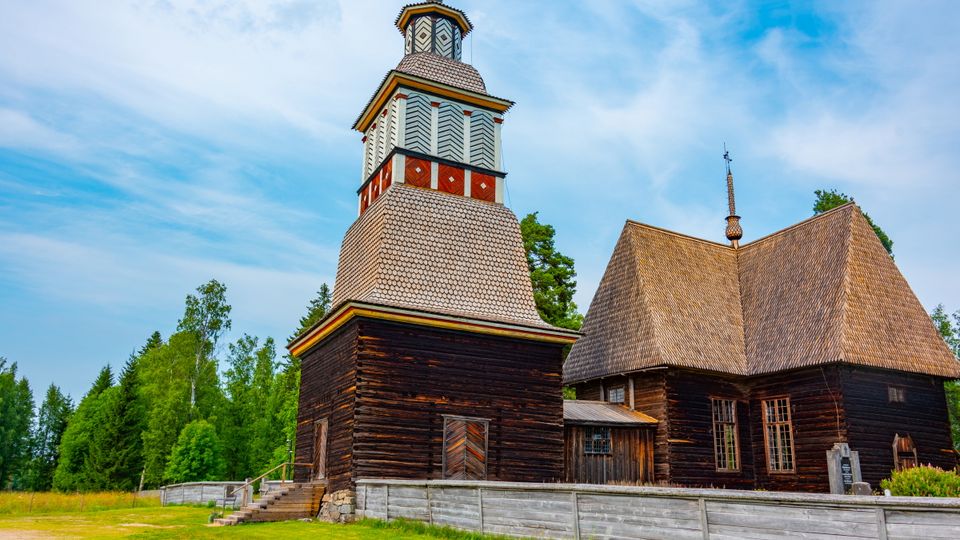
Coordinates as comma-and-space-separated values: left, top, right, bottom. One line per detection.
631, 373, 670, 483
573, 379, 603, 401
563, 425, 654, 484
353, 318, 566, 483
294, 321, 358, 493
841, 366, 957, 488
748, 366, 845, 493
663, 370, 755, 489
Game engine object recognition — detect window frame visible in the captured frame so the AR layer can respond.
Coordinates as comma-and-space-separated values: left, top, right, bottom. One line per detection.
711, 398, 741, 472
762, 397, 796, 474
607, 385, 625, 404
887, 385, 906, 404
584, 426, 612, 455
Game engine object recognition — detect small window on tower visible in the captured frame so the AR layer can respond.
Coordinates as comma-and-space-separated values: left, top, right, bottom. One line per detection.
888, 386, 906, 404
607, 386, 625, 404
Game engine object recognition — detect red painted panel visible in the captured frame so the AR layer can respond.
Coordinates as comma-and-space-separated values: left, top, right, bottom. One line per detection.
471, 173, 496, 202
382, 159, 393, 192
405, 157, 431, 188
360, 189, 370, 214
438, 164, 465, 196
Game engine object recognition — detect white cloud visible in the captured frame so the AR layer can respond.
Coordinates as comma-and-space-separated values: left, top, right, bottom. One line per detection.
0, 108, 80, 155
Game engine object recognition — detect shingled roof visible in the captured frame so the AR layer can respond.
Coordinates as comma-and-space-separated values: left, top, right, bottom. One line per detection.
396, 53, 487, 94
564, 204, 960, 383
331, 183, 555, 330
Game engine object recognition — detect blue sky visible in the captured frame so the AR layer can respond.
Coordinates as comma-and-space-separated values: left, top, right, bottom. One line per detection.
2, 0, 959, 401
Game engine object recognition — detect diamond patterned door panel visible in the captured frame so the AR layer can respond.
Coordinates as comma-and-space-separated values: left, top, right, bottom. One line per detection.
443, 417, 488, 480
437, 164, 464, 195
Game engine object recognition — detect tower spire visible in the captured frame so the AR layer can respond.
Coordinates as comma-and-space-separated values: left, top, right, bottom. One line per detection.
723, 144, 743, 248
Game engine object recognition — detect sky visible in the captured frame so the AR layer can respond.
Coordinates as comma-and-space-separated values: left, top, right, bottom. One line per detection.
1, 0, 959, 402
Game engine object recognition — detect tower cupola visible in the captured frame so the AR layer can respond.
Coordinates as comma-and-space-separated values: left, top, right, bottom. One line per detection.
397, 1, 472, 61
352, 1, 513, 216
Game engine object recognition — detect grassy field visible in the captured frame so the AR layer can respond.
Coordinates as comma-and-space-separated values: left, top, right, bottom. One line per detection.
0, 493, 507, 539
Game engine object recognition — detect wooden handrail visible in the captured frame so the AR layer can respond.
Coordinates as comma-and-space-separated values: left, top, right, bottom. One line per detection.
220, 462, 314, 513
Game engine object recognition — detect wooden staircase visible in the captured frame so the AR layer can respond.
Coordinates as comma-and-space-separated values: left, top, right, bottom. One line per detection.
213, 481, 325, 526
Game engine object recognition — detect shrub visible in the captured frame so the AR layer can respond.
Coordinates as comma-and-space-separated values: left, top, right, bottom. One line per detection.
880, 466, 960, 497
164, 420, 226, 483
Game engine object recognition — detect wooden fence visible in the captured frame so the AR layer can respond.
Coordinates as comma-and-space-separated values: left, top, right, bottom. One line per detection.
160, 482, 245, 508
356, 479, 960, 539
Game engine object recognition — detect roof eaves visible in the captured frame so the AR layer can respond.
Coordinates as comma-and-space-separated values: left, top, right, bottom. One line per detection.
353, 70, 514, 132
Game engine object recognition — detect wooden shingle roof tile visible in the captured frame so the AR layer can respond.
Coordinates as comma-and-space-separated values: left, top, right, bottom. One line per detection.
564, 204, 960, 383
332, 184, 554, 330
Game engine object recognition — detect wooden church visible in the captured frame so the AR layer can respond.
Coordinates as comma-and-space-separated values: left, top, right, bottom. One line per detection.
287, 0, 579, 506
289, 0, 959, 507
563, 162, 960, 492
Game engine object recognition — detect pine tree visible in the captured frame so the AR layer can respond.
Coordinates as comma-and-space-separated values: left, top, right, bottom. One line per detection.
85, 356, 145, 491
164, 420, 226, 483
24, 385, 73, 491
520, 212, 584, 330
290, 285, 332, 340
53, 365, 113, 491
0, 359, 34, 490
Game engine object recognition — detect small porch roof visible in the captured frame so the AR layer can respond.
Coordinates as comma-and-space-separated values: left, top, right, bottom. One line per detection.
563, 400, 658, 426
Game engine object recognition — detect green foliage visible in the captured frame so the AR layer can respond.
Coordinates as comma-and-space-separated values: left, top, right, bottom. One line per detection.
23, 385, 73, 491
85, 357, 145, 491
519, 213, 583, 330
177, 279, 232, 411
562, 387, 576, 400
139, 331, 197, 487
164, 420, 226, 484
292, 284, 333, 340
932, 304, 960, 450
0, 359, 35, 490
813, 189, 893, 255
218, 334, 280, 480
53, 366, 113, 492
881, 466, 960, 497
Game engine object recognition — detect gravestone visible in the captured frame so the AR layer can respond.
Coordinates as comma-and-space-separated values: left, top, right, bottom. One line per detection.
826, 442, 863, 494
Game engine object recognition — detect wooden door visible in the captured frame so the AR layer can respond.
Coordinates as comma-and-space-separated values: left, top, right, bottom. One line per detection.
313, 419, 328, 480
442, 416, 488, 480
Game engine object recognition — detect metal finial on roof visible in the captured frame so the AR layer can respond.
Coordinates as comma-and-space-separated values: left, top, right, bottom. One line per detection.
723, 144, 743, 248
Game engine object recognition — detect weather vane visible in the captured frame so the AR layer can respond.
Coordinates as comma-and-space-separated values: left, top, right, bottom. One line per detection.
723, 143, 733, 174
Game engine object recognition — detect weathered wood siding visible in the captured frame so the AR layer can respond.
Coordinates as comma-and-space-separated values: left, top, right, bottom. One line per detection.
563, 425, 654, 484
841, 366, 957, 487
294, 321, 358, 493
358, 479, 960, 540
353, 318, 566, 484
664, 370, 755, 489
748, 366, 845, 493
572, 373, 671, 482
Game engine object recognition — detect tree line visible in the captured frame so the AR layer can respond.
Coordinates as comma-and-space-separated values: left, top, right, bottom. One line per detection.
0, 280, 333, 491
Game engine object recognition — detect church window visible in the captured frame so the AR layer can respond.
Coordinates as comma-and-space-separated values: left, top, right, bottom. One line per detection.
712, 399, 740, 472
762, 397, 795, 473
607, 386, 625, 404
584, 427, 611, 455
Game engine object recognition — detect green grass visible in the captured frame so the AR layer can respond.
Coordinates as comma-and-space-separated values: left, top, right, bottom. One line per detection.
0, 492, 161, 514
0, 504, 510, 539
